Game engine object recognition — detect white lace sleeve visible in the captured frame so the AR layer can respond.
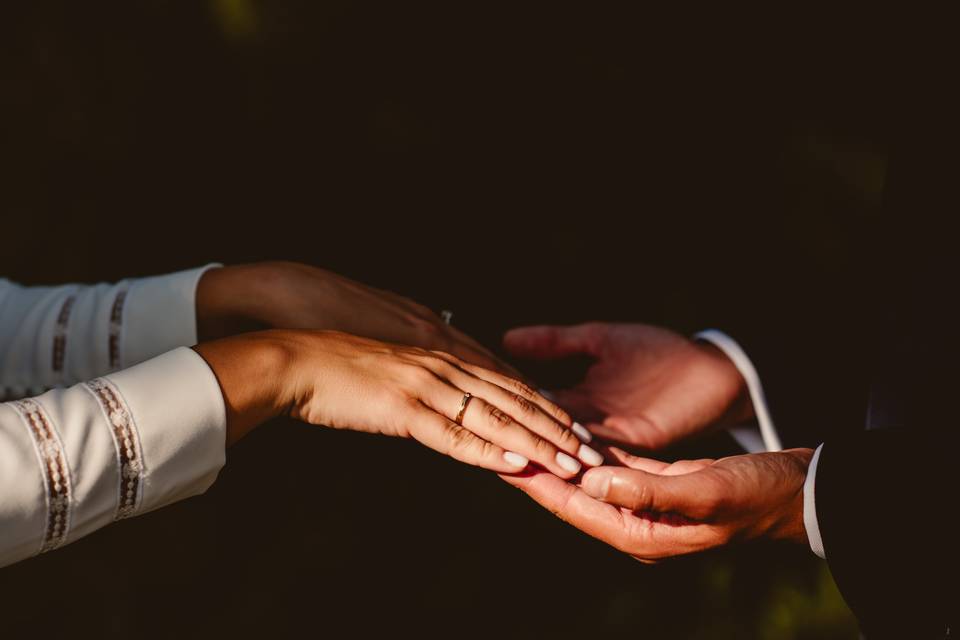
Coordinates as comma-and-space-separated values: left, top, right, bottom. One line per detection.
0, 264, 220, 399
0, 347, 226, 568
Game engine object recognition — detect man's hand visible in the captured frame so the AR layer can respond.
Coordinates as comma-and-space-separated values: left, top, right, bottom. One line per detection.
504, 323, 752, 449
501, 447, 812, 562
197, 262, 516, 375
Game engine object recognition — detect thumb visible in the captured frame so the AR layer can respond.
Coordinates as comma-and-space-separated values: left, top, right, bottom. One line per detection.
581, 466, 718, 519
503, 323, 604, 360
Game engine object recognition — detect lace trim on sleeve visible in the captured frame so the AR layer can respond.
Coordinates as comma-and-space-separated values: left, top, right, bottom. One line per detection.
12, 399, 74, 553
108, 288, 128, 370
52, 295, 76, 380
86, 378, 145, 519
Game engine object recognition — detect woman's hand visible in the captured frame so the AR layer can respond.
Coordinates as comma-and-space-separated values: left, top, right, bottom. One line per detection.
194, 330, 603, 477
196, 262, 515, 376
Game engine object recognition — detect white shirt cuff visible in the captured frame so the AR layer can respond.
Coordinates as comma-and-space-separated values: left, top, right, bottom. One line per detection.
121, 264, 221, 369
803, 443, 826, 558
104, 347, 227, 513
0, 346, 226, 567
693, 329, 782, 452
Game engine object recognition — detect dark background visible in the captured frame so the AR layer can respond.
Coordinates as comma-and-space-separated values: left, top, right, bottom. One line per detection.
1, 2, 891, 638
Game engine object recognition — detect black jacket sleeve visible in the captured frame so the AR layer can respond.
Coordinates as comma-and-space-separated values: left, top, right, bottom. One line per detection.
816, 428, 958, 637
731, 76, 959, 634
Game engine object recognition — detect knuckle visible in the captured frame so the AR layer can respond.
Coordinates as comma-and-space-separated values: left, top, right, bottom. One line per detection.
425, 356, 456, 377
405, 364, 436, 387
626, 482, 651, 511
476, 438, 496, 459
508, 378, 537, 398
512, 393, 536, 415
445, 422, 475, 452
555, 427, 581, 450
485, 404, 513, 428
548, 404, 573, 425
532, 435, 555, 455
398, 392, 422, 410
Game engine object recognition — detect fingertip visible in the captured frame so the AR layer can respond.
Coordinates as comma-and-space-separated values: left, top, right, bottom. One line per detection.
555, 450, 582, 475
503, 451, 529, 469
571, 422, 593, 443
582, 467, 611, 499
577, 443, 605, 467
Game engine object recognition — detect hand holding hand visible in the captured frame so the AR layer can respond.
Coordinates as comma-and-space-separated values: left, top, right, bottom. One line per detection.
501, 446, 812, 562
504, 323, 751, 449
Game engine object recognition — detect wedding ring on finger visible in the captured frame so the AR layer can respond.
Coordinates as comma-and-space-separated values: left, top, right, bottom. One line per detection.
440, 310, 453, 325
454, 392, 472, 425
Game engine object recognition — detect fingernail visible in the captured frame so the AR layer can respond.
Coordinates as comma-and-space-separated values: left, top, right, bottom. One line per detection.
555, 451, 582, 474
577, 443, 604, 467
571, 422, 592, 443
582, 470, 610, 499
503, 451, 529, 468
538, 389, 556, 402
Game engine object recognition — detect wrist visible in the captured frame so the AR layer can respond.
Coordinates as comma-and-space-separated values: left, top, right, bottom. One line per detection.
195, 263, 280, 341
767, 448, 815, 546
193, 331, 297, 445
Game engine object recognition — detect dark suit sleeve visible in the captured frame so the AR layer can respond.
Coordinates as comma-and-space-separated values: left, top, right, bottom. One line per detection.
730, 77, 959, 635
815, 428, 958, 636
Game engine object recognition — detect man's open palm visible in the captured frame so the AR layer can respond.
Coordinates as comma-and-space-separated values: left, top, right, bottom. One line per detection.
504, 323, 750, 450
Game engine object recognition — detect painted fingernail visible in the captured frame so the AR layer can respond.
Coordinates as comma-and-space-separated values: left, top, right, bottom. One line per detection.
582, 470, 610, 499
577, 443, 604, 467
571, 422, 592, 443
538, 389, 557, 402
503, 451, 529, 468
555, 451, 582, 474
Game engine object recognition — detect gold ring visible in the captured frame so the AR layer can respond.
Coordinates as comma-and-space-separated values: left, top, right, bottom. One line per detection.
455, 392, 472, 425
